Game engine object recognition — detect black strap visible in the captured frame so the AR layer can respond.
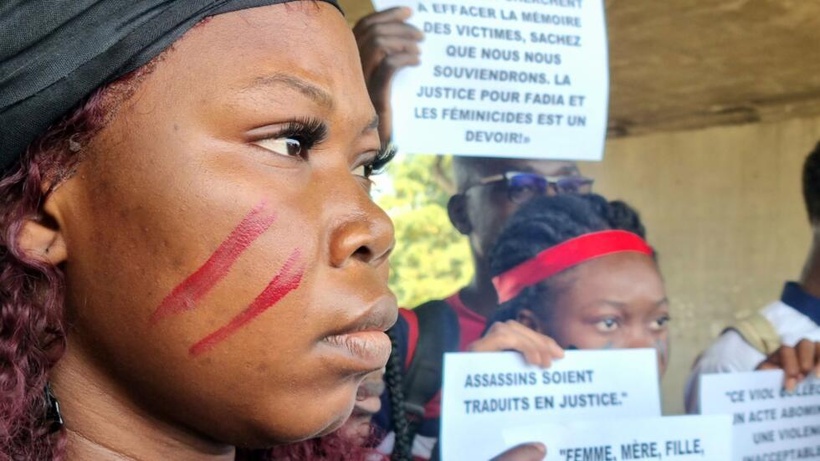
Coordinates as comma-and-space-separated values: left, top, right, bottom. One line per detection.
402, 300, 461, 419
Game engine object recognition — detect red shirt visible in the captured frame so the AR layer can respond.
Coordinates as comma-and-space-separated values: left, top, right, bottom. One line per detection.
421, 292, 487, 420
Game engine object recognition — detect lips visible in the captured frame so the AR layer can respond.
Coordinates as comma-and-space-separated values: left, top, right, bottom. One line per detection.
321, 295, 397, 372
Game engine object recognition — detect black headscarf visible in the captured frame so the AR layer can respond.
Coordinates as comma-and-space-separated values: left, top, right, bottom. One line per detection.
0, 0, 342, 173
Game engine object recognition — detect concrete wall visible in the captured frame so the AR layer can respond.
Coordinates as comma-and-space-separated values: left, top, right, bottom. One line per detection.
581, 115, 820, 414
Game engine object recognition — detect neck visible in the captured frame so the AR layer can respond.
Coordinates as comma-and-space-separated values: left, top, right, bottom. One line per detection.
800, 230, 820, 298
51, 342, 235, 461
458, 254, 499, 318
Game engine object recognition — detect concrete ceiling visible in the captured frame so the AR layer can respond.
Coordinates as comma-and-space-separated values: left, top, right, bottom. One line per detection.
340, 0, 820, 138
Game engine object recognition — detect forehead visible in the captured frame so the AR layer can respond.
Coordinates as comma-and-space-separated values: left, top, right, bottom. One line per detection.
148, 3, 365, 112
455, 157, 579, 188
559, 252, 666, 303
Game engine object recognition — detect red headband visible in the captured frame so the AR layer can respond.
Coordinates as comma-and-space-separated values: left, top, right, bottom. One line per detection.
492, 230, 654, 304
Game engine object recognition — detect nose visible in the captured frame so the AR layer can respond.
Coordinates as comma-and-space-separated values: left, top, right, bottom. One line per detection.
623, 325, 655, 350
354, 394, 382, 416
328, 181, 395, 269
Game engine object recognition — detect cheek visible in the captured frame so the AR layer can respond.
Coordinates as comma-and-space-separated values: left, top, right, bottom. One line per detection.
472, 192, 514, 250
654, 335, 670, 374
544, 314, 608, 349
561, 330, 616, 350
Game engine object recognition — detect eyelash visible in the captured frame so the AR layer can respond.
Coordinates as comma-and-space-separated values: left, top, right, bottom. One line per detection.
365, 143, 398, 178
256, 118, 396, 178
652, 315, 671, 329
270, 117, 328, 160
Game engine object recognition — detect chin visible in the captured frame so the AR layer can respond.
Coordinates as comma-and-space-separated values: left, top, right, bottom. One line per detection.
242, 387, 360, 447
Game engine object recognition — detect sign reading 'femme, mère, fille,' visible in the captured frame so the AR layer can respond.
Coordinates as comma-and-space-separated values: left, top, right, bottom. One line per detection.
371, 0, 609, 161
504, 415, 733, 461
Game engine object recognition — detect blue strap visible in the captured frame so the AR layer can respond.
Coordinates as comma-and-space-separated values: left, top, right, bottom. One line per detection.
781, 282, 820, 326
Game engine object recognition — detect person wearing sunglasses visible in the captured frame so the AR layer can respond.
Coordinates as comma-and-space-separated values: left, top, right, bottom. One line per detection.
354, 9, 594, 461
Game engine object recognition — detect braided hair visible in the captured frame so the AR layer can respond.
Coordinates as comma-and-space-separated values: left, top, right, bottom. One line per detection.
488, 194, 650, 327
384, 327, 413, 461
802, 141, 820, 224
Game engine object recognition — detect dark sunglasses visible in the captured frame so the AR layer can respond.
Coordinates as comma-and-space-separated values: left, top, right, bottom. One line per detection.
467, 171, 594, 204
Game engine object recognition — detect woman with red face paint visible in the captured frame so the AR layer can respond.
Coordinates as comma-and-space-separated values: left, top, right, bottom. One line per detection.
484, 194, 672, 377
0, 2, 554, 460
0, 1, 402, 459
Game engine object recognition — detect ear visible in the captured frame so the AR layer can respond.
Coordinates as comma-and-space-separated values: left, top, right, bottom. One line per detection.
447, 194, 472, 235
17, 200, 68, 266
516, 309, 545, 334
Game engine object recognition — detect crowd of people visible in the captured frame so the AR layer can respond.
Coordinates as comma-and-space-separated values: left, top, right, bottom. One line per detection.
0, 2, 818, 461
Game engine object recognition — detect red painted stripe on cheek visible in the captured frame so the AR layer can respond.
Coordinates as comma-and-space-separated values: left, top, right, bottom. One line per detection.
188, 249, 304, 357
150, 202, 277, 324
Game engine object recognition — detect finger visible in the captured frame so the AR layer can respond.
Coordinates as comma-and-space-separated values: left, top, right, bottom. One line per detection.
757, 360, 779, 371
359, 38, 421, 78
468, 322, 545, 365
469, 321, 562, 367
778, 346, 800, 391
500, 320, 565, 363
355, 22, 424, 61
815, 342, 820, 378
353, 6, 413, 35
356, 21, 424, 45
361, 36, 422, 58
367, 52, 422, 106
490, 443, 547, 461
796, 339, 817, 375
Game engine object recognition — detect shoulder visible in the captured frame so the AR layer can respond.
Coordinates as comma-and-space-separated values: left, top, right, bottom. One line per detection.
762, 300, 820, 344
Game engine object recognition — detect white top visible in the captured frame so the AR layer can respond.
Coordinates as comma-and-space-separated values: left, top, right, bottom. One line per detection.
684, 297, 820, 413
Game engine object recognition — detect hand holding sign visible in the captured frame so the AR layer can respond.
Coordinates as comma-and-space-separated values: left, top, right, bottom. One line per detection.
757, 338, 820, 391
468, 320, 565, 368
353, 7, 422, 147
441, 350, 661, 459
370, 0, 609, 160
490, 443, 547, 461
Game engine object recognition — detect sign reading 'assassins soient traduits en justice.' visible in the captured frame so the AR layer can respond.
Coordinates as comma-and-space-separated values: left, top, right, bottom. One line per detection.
371, 0, 609, 161
440, 350, 662, 459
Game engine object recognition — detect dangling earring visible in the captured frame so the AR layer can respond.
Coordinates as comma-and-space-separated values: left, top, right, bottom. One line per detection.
44, 383, 64, 432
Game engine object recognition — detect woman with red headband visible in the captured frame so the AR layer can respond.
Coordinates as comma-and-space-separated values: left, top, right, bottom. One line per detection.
487, 194, 671, 376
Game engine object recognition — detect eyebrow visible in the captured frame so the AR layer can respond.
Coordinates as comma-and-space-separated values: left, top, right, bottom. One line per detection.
244, 75, 379, 138
365, 114, 379, 135
591, 297, 669, 309
247, 73, 334, 110
555, 165, 580, 175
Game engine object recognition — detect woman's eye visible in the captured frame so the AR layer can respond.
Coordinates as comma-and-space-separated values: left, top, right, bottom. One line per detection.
595, 318, 619, 332
253, 137, 305, 158
250, 118, 327, 160
352, 164, 367, 178
651, 315, 671, 330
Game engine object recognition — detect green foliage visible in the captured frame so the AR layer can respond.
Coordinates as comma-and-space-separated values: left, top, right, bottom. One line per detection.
375, 154, 473, 308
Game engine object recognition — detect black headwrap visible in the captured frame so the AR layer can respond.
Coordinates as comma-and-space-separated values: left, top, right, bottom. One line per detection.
0, 0, 342, 173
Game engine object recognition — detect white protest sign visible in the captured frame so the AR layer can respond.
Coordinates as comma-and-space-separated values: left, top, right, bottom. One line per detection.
504, 415, 733, 461
370, 0, 609, 161
440, 350, 661, 460
700, 370, 820, 461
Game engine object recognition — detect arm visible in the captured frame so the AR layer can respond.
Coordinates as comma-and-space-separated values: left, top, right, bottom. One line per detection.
353, 7, 423, 148
684, 330, 765, 413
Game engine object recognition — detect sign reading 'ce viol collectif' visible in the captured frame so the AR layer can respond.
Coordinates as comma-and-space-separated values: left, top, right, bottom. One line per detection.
371, 0, 609, 161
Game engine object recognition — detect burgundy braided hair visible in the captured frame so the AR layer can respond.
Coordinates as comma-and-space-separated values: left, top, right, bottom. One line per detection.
0, 63, 155, 461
